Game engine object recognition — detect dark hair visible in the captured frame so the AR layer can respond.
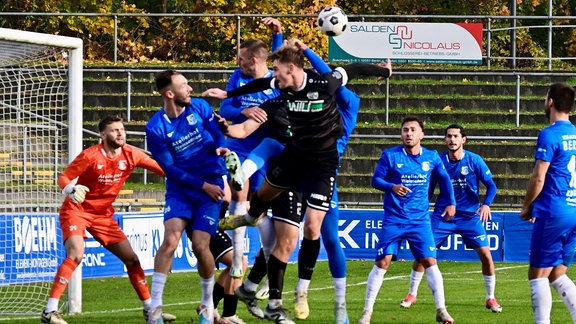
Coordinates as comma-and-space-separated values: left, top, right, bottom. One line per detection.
548, 83, 575, 113
401, 116, 424, 131
155, 69, 181, 92
445, 124, 466, 138
239, 39, 269, 59
98, 115, 123, 132
269, 46, 305, 69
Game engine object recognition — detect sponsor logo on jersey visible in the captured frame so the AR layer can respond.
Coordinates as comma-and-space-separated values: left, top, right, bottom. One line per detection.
287, 100, 323, 112
167, 131, 174, 138
187, 114, 198, 125
306, 92, 319, 100
97, 164, 104, 169
397, 164, 403, 168
422, 161, 430, 171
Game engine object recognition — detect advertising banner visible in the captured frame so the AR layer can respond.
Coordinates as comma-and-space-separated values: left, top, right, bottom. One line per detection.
0, 214, 63, 284
328, 22, 483, 65
0, 210, 531, 282
339, 209, 508, 262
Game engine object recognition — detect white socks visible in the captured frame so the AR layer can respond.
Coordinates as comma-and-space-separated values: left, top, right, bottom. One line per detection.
425, 265, 446, 309
530, 277, 552, 324
200, 276, 214, 307
363, 265, 387, 312
230, 201, 249, 273
483, 274, 496, 299
45, 298, 59, 313
408, 269, 424, 296
257, 216, 275, 261
242, 159, 258, 180
150, 272, 168, 309
296, 278, 311, 294
551, 274, 576, 322
334, 277, 347, 304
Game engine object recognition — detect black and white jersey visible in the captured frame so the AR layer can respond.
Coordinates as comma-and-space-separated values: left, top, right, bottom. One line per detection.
260, 98, 291, 146
227, 68, 345, 151
280, 68, 343, 150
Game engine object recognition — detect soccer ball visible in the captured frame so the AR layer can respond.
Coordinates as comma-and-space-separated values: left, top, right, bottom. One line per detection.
317, 6, 348, 37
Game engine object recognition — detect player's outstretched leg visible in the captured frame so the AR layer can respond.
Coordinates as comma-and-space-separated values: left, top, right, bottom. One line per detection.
219, 214, 259, 230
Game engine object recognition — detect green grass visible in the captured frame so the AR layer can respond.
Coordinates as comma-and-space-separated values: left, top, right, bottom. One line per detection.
5, 260, 575, 323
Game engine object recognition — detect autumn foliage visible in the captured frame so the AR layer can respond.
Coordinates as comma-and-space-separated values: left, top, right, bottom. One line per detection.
1, 0, 575, 67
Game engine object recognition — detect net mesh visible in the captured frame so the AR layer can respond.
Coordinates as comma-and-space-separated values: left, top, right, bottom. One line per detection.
0, 39, 69, 314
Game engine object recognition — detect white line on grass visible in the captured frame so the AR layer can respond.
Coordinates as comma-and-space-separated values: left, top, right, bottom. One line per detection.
0, 264, 528, 321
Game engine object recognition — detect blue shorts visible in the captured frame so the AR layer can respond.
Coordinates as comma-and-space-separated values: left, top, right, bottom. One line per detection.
375, 221, 437, 261
164, 182, 223, 236
431, 211, 488, 249
530, 216, 576, 268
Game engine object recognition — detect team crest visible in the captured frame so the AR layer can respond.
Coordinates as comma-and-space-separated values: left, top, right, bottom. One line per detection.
422, 161, 430, 172
461, 166, 469, 175
118, 160, 127, 170
307, 92, 319, 100
186, 114, 198, 125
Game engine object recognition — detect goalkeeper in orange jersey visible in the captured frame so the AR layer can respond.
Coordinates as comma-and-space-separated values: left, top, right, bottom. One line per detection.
41, 115, 175, 324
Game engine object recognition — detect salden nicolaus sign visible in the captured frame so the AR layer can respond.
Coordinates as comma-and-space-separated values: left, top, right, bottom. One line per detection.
328, 22, 483, 65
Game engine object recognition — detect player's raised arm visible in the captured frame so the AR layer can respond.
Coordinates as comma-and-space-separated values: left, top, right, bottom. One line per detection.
203, 77, 273, 100
202, 88, 227, 99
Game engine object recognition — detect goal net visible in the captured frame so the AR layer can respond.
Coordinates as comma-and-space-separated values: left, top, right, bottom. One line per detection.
0, 28, 83, 315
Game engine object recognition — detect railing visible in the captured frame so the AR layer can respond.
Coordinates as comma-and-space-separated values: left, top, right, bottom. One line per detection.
85, 68, 575, 128
1, 12, 576, 69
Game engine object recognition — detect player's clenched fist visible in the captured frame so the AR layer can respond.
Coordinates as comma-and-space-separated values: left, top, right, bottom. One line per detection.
63, 184, 90, 204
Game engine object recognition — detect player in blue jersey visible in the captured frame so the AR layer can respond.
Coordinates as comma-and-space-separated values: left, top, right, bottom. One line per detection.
359, 116, 456, 324
219, 18, 283, 279
145, 69, 230, 324
399, 124, 502, 313
520, 83, 576, 323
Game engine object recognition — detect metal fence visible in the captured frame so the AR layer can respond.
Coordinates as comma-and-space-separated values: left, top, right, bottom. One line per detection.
1, 12, 576, 69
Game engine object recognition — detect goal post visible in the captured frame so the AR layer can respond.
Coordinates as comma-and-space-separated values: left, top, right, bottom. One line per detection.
0, 28, 83, 315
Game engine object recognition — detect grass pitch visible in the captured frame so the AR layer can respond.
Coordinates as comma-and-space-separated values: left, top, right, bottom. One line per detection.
4, 260, 575, 323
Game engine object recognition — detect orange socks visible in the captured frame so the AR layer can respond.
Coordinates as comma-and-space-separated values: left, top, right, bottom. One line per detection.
49, 258, 79, 299
128, 264, 150, 301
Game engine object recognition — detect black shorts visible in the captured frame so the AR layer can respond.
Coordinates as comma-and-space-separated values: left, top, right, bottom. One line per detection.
210, 229, 233, 266
265, 143, 338, 212
270, 190, 304, 227
185, 228, 232, 269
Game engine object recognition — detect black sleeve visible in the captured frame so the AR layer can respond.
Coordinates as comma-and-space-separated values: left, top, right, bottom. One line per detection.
340, 63, 391, 80
226, 77, 275, 98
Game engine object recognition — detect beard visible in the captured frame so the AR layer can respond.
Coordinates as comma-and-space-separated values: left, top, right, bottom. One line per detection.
175, 97, 190, 108
106, 137, 124, 149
